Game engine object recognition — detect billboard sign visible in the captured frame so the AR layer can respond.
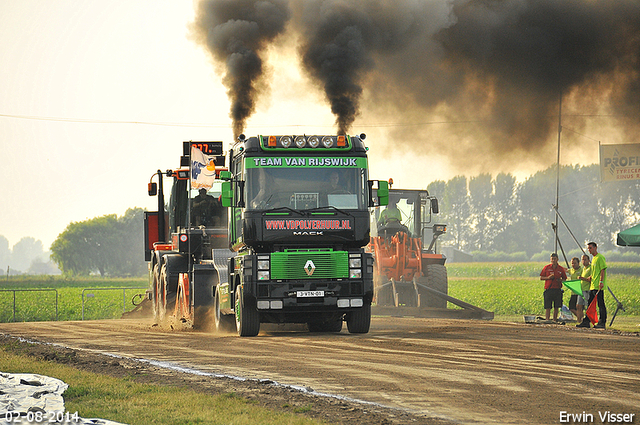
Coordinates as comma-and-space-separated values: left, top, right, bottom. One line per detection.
599, 143, 640, 182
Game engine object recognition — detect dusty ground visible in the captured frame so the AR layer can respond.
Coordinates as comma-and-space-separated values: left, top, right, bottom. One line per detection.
1, 316, 639, 425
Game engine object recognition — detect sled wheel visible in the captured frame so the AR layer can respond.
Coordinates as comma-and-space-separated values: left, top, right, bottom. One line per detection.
214, 286, 236, 333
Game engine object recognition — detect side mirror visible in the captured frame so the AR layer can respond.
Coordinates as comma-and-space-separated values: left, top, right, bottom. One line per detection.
221, 181, 232, 207
148, 182, 157, 197
219, 170, 232, 181
431, 198, 439, 214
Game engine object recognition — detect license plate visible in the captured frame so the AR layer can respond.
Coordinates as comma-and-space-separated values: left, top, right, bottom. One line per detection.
297, 291, 324, 298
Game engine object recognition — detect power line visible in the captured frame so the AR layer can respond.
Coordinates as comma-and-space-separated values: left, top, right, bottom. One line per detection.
0, 113, 228, 128
0, 112, 621, 133
0, 112, 486, 128
562, 126, 601, 143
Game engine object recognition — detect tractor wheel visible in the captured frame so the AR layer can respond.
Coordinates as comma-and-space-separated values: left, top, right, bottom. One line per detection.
346, 303, 371, 334
234, 288, 260, 337
420, 264, 448, 309
159, 263, 176, 321
214, 287, 236, 333
175, 276, 192, 324
308, 317, 343, 333
152, 263, 161, 321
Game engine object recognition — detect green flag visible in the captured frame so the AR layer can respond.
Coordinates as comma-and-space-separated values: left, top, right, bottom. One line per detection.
563, 279, 582, 296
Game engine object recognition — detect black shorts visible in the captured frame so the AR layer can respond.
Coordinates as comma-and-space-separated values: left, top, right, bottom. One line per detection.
568, 294, 578, 310
544, 288, 563, 309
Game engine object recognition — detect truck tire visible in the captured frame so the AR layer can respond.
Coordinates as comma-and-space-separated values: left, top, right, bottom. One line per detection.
346, 303, 371, 334
214, 287, 236, 333
419, 264, 448, 309
234, 288, 260, 337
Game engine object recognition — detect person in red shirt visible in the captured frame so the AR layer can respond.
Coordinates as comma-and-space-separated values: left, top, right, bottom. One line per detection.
539, 253, 567, 322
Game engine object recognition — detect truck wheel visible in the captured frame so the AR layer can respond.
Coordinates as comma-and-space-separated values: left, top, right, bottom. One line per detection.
419, 264, 448, 309
346, 303, 371, 334
308, 318, 342, 333
234, 288, 260, 337
214, 287, 236, 333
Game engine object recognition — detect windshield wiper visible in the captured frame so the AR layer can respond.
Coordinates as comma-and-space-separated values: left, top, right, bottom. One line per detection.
301, 206, 352, 216
262, 206, 305, 216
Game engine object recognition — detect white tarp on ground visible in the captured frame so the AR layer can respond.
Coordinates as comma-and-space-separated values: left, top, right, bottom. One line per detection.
0, 372, 126, 425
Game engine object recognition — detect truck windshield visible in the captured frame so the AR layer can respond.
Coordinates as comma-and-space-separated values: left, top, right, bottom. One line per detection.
247, 166, 367, 211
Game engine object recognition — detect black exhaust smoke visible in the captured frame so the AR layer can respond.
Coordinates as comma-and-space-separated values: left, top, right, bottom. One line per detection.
193, 0, 640, 158
191, 0, 291, 137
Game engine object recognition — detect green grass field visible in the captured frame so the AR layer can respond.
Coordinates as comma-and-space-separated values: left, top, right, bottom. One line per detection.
0, 276, 147, 322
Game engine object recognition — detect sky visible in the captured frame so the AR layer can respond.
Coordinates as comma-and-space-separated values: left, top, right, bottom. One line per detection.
0, 0, 625, 251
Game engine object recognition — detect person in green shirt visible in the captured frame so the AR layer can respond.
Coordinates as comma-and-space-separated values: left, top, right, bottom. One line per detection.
586, 242, 607, 329
378, 200, 402, 227
576, 254, 592, 328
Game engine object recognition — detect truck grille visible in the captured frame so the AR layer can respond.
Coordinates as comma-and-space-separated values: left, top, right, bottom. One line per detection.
270, 250, 348, 280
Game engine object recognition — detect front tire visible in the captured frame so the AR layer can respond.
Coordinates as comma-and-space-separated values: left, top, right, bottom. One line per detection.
419, 264, 448, 309
234, 288, 260, 337
346, 303, 371, 334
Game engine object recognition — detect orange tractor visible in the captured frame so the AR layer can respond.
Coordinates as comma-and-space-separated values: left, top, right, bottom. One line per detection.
370, 189, 448, 309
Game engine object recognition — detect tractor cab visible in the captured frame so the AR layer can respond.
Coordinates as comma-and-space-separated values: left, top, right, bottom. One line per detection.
369, 188, 448, 308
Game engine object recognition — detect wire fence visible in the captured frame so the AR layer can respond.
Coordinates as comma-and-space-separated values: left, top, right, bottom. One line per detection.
0, 287, 147, 323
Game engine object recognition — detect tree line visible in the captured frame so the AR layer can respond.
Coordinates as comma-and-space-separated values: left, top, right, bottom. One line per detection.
5, 164, 639, 277
50, 208, 146, 277
427, 164, 640, 260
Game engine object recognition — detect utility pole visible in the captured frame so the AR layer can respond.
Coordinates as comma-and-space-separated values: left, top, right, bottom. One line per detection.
554, 94, 562, 253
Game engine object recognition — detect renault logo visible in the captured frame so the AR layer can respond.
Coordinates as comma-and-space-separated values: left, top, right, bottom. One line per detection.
304, 260, 316, 276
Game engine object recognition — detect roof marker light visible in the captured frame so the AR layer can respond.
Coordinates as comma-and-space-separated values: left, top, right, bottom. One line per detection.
294, 135, 306, 148
337, 135, 346, 146
322, 136, 334, 148
308, 135, 320, 148
268, 135, 277, 147
280, 135, 292, 148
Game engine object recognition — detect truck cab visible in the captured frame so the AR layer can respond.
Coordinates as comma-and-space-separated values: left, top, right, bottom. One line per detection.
217, 134, 388, 336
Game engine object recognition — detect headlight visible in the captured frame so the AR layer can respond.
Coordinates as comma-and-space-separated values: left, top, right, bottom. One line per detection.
350, 269, 362, 279
349, 258, 361, 268
257, 270, 270, 280
257, 260, 270, 270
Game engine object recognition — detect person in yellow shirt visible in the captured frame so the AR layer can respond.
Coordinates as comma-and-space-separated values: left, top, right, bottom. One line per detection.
377, 199, 402, 227
576, 254, 592, 328
567, 257, 583, 323
586, 242, 607, 329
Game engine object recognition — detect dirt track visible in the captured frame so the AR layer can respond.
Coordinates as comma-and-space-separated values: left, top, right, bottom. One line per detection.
1, 316, 639, 425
